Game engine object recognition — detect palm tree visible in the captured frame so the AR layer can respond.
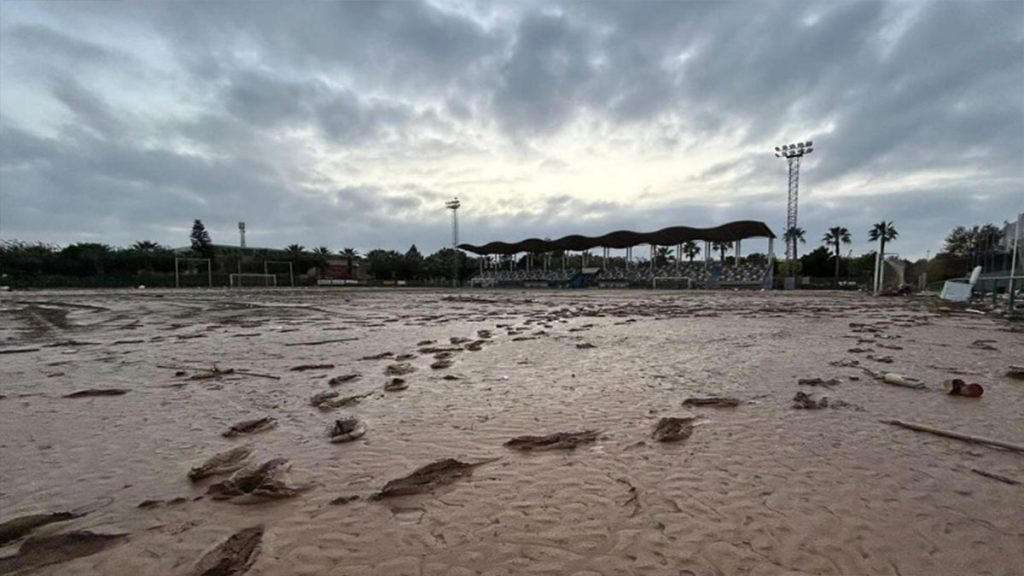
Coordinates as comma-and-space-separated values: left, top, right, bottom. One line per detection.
711, 241, 733, 264
340, 248, 359, 278
311, 246, 332, 275
822, 227, 852, 287
655, 246, 674, 267
868, 221, 898, 292
131, 240, 162, 252
783, 227, 806, 259
682, 241, 700, 263
285, 244, 305, 255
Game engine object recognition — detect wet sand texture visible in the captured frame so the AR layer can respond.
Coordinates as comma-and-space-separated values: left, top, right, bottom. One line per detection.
1, 288, 1023, 575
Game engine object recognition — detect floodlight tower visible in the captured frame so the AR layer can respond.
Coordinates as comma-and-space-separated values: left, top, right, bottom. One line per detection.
445, 197, 461, 287
774, 141, 814, 267
238, 222, 246, 248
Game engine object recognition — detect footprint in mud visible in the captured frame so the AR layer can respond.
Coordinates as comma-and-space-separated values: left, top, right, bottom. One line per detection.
384, 378, 408, 391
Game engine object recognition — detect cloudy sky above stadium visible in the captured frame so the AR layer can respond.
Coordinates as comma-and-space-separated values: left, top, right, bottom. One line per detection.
1, 0, 1021, 258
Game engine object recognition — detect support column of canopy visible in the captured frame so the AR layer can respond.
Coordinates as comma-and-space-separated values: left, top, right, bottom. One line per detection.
676, 244, 681, 274
767, 237, 775, 289
734, 240, 741, 265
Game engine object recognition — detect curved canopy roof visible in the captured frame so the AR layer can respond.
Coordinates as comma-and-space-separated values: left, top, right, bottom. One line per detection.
458, 220, 775, 255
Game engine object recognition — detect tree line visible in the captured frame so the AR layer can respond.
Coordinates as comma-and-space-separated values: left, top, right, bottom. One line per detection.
0, 218, 1014, 288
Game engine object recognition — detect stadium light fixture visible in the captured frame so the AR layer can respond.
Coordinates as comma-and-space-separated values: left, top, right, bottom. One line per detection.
774, 140, 815, 285
446, 197, 461, 287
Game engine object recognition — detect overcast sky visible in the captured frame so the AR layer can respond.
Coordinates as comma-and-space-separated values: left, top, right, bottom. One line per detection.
1, 0, 1021, 258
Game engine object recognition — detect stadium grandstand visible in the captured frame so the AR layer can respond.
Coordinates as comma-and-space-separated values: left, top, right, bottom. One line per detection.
459, 220, 776, 289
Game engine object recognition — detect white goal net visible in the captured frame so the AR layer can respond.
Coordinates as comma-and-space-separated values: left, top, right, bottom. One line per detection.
229, 273, 278, 287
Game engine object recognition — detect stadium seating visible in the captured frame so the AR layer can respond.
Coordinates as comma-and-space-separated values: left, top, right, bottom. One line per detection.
468, 261, 769, 288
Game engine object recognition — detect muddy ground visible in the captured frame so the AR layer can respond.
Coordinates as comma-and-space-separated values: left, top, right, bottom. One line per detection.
0, 288, 1021, 575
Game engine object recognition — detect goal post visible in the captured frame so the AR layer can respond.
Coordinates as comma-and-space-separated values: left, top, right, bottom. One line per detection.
229, 273, 278, 288
175, 257, 212, 288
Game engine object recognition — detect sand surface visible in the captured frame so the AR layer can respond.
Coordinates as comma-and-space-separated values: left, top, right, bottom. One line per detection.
1, 288, 1022, 576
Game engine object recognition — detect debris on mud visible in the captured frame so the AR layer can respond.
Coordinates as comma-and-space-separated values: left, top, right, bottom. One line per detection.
385, 363, 416, 376
394, 353, 417, 361
328, 374, 360, 386
416, 340, 435, 346
1007, 365, 1024, 380
861, 368, 927, 390
465, 341, 484, 351
476, 330, 492, 339
576, 342, 597, 349
189, 445, 254, 481
969, 339, 999, 351
829, 359, 860, 367
682, 396, 739, 408
329, 495, 360, 505
313, 392, 372, 410
361, 352, 393, 361
505, 431, 599, 451
652, 417, 695, 442
441, 374, 460, 381
289, 363, 335, 372
63, 388, 129, 398
328, 417, 366, 443
222, 417, 277, 437
797, 378, 841, 387
418, 346, 463, 354
191, 525, 263, 576
384, 378, 408, 391
310, 390, 340, 408
792, 391, 829, 409
867, 354, 894, 364
207, 459, 310, 503
0, 530, 127, 574
450, 337, 471, 345
373, 458, 497, 499
137, 497, 189, 510
430, 359, 454, 370
0, 511, 85, 546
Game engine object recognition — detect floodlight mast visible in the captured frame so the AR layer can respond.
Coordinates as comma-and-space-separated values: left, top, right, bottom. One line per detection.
446, 197, 461, 287
774, 141, 814, 278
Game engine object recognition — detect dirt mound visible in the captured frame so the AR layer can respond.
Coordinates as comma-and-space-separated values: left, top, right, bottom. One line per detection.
328, 417, 366, 443
652, 417, 695, 442
222, 417, 277, 437
189, 445, 254, 481
374, 458, 496, 499
0, 511, 84, 546
504, 431, 599, 451
207, 459, 311, 503
0, 531, 127, 574
191, 525, 263, 576
792, 391, 829, 409
385, 363, 416, 376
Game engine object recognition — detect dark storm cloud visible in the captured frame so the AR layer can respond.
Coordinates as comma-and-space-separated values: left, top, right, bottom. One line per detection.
0, 0, 1020, 256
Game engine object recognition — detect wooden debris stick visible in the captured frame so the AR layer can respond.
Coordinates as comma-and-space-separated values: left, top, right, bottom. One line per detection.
970, 468, 1019, 485
881, 419, 1024, 455
283, 338, 359, 347
155, 364, 280, 380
